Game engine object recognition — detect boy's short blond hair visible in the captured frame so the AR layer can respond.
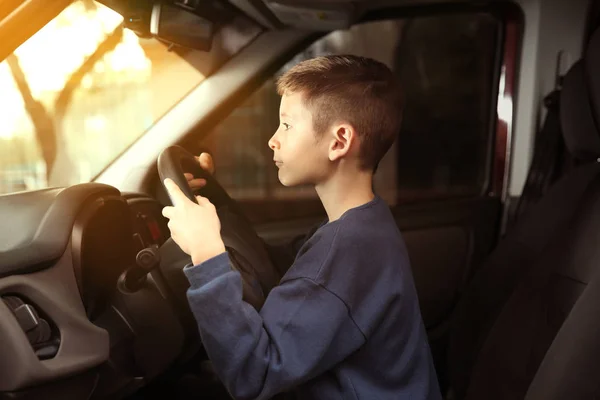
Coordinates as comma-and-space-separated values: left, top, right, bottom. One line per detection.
276, 55, 403, 171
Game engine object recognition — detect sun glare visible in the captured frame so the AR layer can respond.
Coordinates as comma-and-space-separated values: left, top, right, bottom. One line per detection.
0, 0, 151, 139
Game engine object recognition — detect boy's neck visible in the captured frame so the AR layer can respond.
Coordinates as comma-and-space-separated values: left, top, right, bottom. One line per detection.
315, 167, 375, 222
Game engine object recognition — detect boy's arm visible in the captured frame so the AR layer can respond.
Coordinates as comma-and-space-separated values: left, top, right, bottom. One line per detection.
183, 252, 366, 400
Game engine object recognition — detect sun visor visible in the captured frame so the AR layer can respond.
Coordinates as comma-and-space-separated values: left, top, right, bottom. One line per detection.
265, 1, 359, 30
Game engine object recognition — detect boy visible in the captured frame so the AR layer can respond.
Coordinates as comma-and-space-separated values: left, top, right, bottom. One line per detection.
162, 55, 441, 400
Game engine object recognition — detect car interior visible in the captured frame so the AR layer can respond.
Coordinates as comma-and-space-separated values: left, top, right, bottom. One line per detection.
1, 0, 600, 399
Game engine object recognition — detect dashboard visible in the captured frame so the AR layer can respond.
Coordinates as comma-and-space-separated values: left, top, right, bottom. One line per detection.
0, 183, 194, 399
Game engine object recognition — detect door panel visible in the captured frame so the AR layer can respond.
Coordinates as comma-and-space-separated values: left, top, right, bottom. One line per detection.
394, 197, 501, 329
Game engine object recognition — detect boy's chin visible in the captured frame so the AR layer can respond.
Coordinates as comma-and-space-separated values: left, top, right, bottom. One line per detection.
278, 176, 295, 187
278, 171, 307, 187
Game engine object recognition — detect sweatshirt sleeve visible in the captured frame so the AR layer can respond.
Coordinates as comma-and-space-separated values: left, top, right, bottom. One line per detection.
183, 252, 366, 400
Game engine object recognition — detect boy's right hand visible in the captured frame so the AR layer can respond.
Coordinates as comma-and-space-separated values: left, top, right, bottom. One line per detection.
185, 152, 215, 191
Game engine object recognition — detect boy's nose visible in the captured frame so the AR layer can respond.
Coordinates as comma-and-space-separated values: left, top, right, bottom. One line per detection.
268, 133, 280, 150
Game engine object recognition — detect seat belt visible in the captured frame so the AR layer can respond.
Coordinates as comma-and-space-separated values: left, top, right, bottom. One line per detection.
509, 53, 571, 227
512, 88, 564, 223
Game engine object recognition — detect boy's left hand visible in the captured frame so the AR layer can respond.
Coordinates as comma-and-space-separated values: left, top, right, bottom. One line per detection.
162, 178, 226, 265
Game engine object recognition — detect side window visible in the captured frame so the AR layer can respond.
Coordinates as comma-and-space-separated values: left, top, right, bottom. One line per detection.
396, 15, 498, 200
197, 13, 499, 221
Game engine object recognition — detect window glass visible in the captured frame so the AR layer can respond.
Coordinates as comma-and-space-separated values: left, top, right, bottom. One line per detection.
195, 13, 499, 220
0, 0, 262, 194
396, 14, 498, 200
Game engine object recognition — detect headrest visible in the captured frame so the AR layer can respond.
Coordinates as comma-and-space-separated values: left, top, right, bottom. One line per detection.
560, 62, 600, 161
560, 27, 600, 162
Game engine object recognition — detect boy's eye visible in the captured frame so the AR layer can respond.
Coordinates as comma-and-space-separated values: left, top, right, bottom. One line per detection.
282, 123, 291, 131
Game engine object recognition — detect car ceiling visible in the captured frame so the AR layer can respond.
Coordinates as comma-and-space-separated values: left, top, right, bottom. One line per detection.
237, 0, 502, 30
0, 0, 506, 63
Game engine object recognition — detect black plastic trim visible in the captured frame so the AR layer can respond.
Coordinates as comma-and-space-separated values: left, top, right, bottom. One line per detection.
0, 183, 119, 277
0, 248, 109, 391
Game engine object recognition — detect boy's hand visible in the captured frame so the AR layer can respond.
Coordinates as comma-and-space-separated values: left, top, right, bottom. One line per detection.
185, 152, 215, 191
162, 178, 226, 266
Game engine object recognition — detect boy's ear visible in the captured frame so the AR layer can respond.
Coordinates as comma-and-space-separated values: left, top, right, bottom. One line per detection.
328, 124, 356, 162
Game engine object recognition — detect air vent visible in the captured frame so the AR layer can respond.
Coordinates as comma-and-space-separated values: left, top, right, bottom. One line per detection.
2, 295, 60, 359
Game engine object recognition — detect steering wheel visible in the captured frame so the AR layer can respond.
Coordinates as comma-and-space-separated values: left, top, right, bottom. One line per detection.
157, 146, 280, 311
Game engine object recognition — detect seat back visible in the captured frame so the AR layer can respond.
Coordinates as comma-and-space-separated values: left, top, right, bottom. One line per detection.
447, 28, 600, 400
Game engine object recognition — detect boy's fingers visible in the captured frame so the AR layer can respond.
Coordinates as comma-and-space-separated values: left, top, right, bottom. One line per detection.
164, 179, 188, 206
184, 172, 207, 189
195, 195, 211, 206
162, 206, 174, 219
198, 152, 215, 175
188, 178, 207, 189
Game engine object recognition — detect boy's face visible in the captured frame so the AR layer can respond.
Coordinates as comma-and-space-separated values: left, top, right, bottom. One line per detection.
268, 91, 331, 187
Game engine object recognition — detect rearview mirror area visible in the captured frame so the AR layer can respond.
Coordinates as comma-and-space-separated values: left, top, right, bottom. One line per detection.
150, 2, 214, 51
100, 0, 215, 51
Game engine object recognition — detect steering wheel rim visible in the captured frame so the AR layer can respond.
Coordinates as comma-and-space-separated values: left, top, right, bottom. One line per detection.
157, 145, 232, 208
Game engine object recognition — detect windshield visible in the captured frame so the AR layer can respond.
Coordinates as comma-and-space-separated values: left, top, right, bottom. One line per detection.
0, 0, 262, 194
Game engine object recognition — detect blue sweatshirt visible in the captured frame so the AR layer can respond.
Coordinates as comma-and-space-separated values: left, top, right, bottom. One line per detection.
183, 195, 441, 400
